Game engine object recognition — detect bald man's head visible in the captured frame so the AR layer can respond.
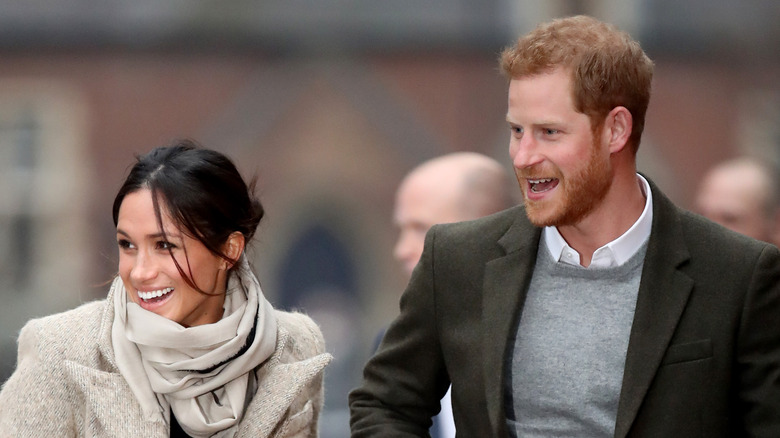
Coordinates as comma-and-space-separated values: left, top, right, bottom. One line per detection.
393, 152, 514, 277
695, 157, 780, 243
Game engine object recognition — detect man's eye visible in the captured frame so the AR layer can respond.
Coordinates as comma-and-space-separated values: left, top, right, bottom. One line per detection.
544, 128, 559, 135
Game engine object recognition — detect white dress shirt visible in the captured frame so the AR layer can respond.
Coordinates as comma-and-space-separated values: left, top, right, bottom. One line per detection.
544, 174, 653, 268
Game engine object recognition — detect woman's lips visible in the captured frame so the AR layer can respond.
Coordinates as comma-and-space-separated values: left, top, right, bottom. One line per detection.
136, 287, 174, 310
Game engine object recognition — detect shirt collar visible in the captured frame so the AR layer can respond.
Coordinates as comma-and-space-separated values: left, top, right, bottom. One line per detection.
544, 174, 654, 268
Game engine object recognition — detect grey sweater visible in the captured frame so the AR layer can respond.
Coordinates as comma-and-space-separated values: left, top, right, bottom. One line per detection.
506, 238, 648, 437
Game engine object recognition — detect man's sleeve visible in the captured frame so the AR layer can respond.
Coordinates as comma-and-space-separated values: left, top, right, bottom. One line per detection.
349, 228, 451, 437
736, 243, 780, 437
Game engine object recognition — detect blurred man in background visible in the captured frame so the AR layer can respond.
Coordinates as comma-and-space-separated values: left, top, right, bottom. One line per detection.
394, 152, 515, 277
695, 156, 780, 245
389, 152, 515, 437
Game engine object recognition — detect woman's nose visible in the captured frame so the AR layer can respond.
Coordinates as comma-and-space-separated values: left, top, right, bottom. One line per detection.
130, 252, 159, 283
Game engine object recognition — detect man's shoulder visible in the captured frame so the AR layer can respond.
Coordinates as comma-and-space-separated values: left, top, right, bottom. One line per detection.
677, 209, 776, 257
424, 205, 536, 263
650, 179, 775, 260
436, 205, 529, 238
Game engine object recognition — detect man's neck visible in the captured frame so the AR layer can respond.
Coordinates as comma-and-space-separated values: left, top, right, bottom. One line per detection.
558, 174, 647, 267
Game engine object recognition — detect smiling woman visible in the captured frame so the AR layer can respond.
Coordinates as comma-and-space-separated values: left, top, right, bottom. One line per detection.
0, 140, 332, 437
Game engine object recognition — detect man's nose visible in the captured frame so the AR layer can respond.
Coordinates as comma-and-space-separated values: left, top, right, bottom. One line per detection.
510, 135, 543, 170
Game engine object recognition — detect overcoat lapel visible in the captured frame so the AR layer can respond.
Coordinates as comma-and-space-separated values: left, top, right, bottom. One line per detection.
237, 325, 331, 438
614, 183, 694, 438
64, 361, 168, 436
71, 295, 169, 436
482, 211, 541, 436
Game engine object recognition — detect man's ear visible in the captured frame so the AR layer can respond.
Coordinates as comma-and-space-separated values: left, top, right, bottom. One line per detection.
223, 232, 246, 270
604, 106, 633, 154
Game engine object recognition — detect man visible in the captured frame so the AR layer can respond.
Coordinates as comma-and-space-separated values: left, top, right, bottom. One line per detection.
389, 152, 514, 438
695, 156, 780, 244
350, 15, 780, 437
393, 152, 514, 278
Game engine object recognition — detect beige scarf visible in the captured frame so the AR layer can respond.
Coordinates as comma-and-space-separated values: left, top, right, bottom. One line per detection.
111, 259, 277, 438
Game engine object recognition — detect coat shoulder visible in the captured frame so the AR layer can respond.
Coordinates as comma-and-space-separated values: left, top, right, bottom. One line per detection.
434, 205, 528, 244
273, 310, 327, 362
678, 208, 778, 262
651, 178, 777, 266
18, 299, 106, 364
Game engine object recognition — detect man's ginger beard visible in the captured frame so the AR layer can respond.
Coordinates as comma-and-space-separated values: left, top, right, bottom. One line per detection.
518, 136, 613, 227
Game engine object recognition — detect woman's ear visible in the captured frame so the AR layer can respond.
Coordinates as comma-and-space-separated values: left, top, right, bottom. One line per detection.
222, 232, 246, 270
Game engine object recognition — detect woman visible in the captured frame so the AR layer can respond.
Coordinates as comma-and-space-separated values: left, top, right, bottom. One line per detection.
0, 141, 331, 437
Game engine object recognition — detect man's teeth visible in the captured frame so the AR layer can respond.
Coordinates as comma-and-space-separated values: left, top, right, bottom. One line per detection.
528, 177, 557, 194
138, 287, 173, 300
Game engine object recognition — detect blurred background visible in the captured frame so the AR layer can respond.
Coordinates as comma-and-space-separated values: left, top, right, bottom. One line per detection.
0, 0, 778, 435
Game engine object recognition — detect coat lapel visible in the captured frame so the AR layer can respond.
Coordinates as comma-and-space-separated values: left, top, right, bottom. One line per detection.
64, 360, 169, 436
237, 325, 331, 438
67, 291, 170, 436
482, 210, 541, 436
614, 183, 694, 438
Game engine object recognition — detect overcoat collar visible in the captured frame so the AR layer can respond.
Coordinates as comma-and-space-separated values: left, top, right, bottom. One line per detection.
480, 179, 693, 437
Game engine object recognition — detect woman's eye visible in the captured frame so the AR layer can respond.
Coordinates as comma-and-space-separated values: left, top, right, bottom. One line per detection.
156, 241, 176, 250
117, 239, 135, 250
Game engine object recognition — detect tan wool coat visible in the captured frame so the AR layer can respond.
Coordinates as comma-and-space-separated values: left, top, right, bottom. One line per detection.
0, 291, 332, 438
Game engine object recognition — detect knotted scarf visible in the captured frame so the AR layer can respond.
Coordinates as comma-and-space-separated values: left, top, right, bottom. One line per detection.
111, 258, 277, 437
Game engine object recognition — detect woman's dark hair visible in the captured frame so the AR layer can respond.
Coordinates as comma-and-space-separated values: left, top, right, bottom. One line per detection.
112, 139, 264, 293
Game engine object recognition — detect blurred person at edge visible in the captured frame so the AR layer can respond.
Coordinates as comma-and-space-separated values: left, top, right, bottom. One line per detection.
388, 152, 515, 438
695, 156, 780, 245
350, 15, 780, 437
0, 140, 332, 437
393, 152, 515, 279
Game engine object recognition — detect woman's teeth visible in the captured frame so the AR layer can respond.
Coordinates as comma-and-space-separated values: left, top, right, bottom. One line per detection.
138, 287, 173, 301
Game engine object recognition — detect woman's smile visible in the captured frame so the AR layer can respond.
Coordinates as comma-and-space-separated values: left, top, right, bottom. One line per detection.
136, 287, 175, 310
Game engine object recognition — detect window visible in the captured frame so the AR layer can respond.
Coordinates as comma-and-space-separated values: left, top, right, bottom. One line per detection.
0, 82, 90, 383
